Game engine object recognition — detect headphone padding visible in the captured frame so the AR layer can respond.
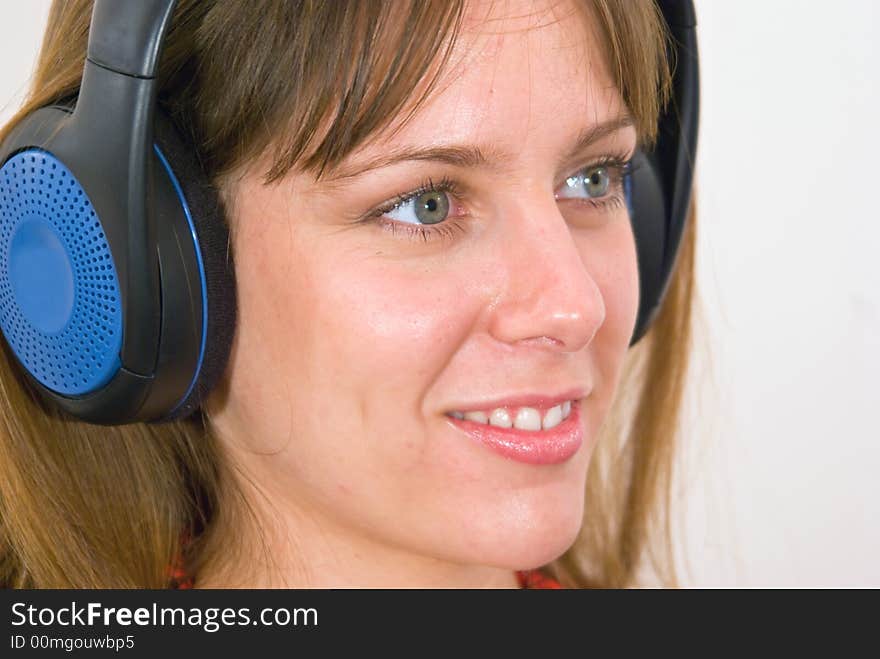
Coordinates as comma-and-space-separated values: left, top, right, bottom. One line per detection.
150, 111, 237, 421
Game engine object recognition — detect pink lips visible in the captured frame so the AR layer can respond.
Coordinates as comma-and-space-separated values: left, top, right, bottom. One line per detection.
445, 399, 583, 465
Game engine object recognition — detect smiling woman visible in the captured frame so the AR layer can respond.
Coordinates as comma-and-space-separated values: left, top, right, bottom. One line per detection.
0, 0, 696, 588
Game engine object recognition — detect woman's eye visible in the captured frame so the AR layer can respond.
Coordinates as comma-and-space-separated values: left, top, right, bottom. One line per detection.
557, 165, 612, 200
386, 190, 451, 225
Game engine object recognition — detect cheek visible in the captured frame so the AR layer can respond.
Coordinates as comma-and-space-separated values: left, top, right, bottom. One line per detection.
223, 217, 483, 496
580, 218, 640, 355
276, 243, 477, 423
338, 270, 456, 377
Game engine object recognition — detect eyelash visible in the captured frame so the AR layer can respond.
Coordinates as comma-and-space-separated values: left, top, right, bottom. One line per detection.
364, 151, 637, 244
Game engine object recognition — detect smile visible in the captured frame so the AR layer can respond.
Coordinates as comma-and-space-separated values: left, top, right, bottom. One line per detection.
446, 400, 573, 431
444, 399, 584, 465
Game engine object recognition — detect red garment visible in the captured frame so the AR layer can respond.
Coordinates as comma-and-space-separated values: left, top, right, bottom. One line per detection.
516, 569, 564, 589
167, 561, 194, 590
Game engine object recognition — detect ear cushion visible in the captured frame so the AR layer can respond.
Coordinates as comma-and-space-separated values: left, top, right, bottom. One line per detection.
628, 149, 667, 347
150, 111, 237, 421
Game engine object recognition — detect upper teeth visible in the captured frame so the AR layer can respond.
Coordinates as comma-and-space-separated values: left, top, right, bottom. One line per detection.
448, 400, 573, 431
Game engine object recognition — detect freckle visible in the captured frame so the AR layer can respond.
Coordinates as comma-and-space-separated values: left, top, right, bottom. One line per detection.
337, 483, 352, 496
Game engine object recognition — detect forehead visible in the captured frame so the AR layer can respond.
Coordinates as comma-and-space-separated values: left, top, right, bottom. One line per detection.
372, 0, 623, 154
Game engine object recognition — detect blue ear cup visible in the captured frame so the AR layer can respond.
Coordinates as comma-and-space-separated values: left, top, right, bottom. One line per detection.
0, 149, 124, 395
0, 102, 236, 425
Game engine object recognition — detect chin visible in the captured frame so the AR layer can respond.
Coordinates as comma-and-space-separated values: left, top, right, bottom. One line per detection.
448, 491, 586, 571
511, 508, 584, 570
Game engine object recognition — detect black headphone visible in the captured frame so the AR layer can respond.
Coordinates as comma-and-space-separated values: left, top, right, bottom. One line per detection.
0, 0, 698, 426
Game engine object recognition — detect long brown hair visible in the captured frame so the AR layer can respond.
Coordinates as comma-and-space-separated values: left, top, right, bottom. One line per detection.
0, 0, 695, 588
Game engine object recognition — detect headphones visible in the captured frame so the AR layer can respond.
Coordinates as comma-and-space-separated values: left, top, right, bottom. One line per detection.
0, 0, 698, 426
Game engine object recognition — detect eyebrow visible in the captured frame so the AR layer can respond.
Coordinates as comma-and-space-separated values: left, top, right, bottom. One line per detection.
322, 113, 635, 182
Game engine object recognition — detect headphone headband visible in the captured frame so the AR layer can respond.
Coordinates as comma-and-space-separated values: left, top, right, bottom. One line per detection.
87, 0, 176, 78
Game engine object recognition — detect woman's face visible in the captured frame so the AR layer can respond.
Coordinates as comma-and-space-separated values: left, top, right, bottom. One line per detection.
210, 0, 639, 581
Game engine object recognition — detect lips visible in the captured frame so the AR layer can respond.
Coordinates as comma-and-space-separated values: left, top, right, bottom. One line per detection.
444, 397, 584, 465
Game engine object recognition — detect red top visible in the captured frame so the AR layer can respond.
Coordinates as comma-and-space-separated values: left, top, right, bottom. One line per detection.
168, 564, 562, 589
516, 569, 564, 589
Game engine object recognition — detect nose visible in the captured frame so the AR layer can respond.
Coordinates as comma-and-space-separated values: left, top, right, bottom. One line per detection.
486, 193, 605, 352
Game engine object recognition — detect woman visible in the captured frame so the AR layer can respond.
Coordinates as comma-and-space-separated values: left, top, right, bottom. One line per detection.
0, 0, 696, 588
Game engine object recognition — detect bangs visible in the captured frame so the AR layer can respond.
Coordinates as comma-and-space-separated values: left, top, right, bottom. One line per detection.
187, 1, 465, 183
269, 1, 468, 182
582, 0, 672, 147
183, 1, 669, 184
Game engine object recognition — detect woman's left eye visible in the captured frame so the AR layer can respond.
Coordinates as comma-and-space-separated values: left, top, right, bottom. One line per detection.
556, 164, 617, 201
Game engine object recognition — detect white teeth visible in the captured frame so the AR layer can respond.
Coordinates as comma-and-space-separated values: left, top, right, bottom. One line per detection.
489, 408, 512, 428
513, 407, 542, 431
463, 410, 488, 424
542, 404, 563, 430
449, 400, 575, 431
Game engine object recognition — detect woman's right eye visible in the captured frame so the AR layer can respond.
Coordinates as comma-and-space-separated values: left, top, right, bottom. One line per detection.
361, 177, 469, 245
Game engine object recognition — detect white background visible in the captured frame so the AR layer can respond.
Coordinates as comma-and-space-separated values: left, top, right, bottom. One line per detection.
1, 1, 877, 586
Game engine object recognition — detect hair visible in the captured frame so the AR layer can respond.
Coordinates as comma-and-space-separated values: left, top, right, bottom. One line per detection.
0, 0, 696, 588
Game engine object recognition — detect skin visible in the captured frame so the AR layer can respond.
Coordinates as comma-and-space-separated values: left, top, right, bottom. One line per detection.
201, 0, 640, 588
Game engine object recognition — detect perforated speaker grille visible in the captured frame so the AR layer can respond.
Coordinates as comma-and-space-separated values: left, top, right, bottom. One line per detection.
0, 149, 122, 395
